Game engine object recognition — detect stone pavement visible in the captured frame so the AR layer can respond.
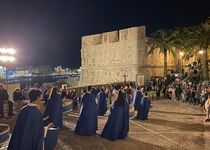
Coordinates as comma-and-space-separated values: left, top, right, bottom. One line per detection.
1, 99, 210, 150
55, 100, 210, 150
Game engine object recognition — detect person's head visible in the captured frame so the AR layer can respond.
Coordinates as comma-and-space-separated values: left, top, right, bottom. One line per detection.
15, 88, 20, 93
26, 84, 30, 89
117, 90, 124, 102
63, 86, 67, 91
87, 86, 92, 92
114, 85, 118, 90
144, 92, 148, 97
124, 85, 128, 91
114, 90, 126, 106
33, 83, 39, 89
100, 88, 104, 92
101, 85, 106, 91
28, 89, 42, 104
46, 87, 52, 95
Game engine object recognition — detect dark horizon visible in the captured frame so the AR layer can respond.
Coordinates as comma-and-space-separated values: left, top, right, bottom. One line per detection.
0, 0, 209, 68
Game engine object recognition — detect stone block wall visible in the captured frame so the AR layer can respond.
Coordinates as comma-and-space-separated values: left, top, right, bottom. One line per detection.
80, 26, 178, 86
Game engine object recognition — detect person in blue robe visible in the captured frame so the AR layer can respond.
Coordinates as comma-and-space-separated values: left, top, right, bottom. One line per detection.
101, 87, 129, 141
136, 92, 151, 120
136, 103, 144, 120
8, 89, 46, 150
97, 88, 107, 116
74, 86, 97, 136
132, 87, 143, 110
43, 87, 63, 129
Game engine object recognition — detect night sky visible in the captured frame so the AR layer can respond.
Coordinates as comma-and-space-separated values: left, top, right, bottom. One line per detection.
0, 0, 209, 68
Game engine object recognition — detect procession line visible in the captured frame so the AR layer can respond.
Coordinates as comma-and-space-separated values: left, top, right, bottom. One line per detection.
130, 120, 187, 150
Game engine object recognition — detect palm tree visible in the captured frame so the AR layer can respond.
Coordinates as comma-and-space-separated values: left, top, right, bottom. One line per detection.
170, 27, 184, 70
184, 22, 210, 80
147, 30, 176, 76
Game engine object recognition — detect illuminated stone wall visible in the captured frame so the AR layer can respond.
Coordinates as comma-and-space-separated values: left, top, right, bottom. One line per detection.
79, 26, 176, 86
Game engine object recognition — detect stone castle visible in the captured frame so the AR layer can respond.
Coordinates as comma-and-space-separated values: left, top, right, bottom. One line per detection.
79, 26, 177, 86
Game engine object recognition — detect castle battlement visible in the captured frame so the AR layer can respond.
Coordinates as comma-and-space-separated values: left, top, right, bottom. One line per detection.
81, 26, 146, 49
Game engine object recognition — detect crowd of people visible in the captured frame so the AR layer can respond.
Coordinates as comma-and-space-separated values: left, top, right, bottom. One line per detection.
2, 82, 151, 150
1, 68, 209, 150
150, 70, 210, 121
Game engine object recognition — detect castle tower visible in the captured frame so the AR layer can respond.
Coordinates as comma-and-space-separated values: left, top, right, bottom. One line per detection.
79, 26, 175, 86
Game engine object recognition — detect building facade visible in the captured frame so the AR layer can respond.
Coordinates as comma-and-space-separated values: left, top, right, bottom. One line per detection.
79, 26, 175, 86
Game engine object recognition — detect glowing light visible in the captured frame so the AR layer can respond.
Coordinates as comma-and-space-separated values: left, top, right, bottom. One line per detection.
179, 52, 184, 57
198, 50, 204, 54
0, 48, 16, 55
0, 56, 15, 62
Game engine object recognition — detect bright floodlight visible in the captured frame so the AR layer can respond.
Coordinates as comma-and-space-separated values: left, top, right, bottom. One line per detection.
0, 48, 16, 55
198, 50, 204, 54
179, 52, 184, 57
0, 56, 15, 62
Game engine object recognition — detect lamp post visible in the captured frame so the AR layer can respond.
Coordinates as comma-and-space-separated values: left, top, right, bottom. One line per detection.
0, 48, 16, 90
179, 52, 184, 70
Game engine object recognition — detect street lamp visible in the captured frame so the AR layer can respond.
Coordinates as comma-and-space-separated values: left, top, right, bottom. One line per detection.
0, 48, 16, 90
198, 50, 204, 55
0, 48, 16, 55
179, 52, 184, 57
198, 50, 204, 70
198, 50, 204, 64
0, 56, 15, 62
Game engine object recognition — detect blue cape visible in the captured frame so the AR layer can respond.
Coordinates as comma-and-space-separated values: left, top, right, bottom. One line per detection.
75, 92, 97, 136
97, 92, 107, 116
136, 96, 151, 120
132, 90, 143, 110
8, 105, 44, 150
44, 94, 63, 128
101, 100, 129, 141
